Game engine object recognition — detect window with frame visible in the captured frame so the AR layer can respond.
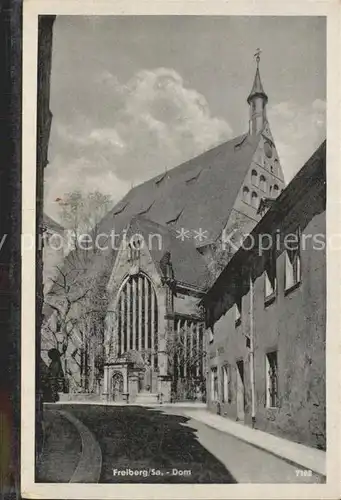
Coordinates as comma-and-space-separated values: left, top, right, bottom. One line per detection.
210, 366, 218, 401
127, 242, 139, 262
259, 175, 267, 192
251, 191, 259, 210
242, 186, 250, 204
285, 228, 301, 291
264, 246, 277, 301
251, 169, 258, 186
221, 364, 230, 403
266, 351, 278, 408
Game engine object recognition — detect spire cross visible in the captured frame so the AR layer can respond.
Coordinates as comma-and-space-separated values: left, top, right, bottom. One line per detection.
254, 48, 261, 66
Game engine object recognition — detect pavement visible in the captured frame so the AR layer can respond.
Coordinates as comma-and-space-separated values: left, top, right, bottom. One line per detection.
181, 409, 326, 477
39, 403, 326, 484
36, 408, 82, 482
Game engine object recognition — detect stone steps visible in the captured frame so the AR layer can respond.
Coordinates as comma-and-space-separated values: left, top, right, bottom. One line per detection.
58, 392, 102, 402
134, 391, 159, 405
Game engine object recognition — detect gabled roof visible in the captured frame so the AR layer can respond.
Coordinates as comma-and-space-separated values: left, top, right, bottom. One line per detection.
128, 216, 212, 290
97, 132, 261, 245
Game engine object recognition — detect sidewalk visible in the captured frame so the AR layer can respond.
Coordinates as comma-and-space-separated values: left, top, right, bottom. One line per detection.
182, 409, 326, 477
36, 408, 82, 482
37, 407, 102, 483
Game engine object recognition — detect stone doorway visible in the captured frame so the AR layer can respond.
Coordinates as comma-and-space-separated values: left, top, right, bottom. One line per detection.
138, 362, 157, 393
111, 371, 124, 401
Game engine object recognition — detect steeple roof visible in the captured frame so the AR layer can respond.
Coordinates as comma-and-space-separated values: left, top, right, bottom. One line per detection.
247, 63, 268, 104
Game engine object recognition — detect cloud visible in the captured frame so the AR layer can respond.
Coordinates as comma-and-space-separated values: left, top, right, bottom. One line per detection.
268, 98, 326, 182
44, 155, 131, 222
45, 66, 325, 222
45, 68, 233, 219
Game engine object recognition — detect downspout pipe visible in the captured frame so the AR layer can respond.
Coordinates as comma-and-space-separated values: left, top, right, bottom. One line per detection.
250, 272, 256, 427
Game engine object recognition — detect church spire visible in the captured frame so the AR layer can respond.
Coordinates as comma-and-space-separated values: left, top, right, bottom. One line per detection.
247, 49, 268, 135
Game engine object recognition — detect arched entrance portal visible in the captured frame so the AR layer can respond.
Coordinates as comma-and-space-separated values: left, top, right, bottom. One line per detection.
111, 371, 124, 401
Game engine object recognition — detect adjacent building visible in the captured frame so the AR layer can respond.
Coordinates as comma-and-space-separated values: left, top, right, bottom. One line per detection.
203, 141, 326, 450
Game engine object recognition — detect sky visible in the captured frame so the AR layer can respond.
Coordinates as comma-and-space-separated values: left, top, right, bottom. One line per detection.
45, 15, 326, 222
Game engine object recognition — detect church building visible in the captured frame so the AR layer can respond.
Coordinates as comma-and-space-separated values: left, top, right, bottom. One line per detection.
42, 56, 286, 404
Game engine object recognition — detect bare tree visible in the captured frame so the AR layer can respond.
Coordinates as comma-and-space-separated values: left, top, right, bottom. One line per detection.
42, 190, 114, 392
166, 322, 206, 401
42, 255, 111, 393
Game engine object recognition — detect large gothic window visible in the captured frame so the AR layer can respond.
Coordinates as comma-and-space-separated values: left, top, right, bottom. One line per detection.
116, 274, 158, 368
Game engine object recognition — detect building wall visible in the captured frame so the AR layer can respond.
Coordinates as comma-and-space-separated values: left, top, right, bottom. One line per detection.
207, 179, 326, 450
206, 299, 252, 421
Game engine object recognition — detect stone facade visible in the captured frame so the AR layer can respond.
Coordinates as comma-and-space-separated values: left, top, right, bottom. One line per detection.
204, 142, 326, 450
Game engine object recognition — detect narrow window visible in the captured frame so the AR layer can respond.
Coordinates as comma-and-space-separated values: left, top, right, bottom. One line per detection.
221, 364, 230, 403
127, 243, 133, 262
242, 186, 250, 204
273, 184, 279, 197
285, 228, 301, 291
266, 351, 278, 408
211, 366, 218, 401
251, 191, 258, 209
264, 246, 277, 301
259, 175, 267, 192
251, 169, 258, 186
